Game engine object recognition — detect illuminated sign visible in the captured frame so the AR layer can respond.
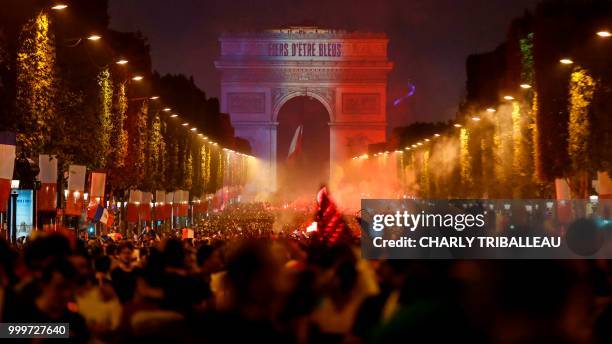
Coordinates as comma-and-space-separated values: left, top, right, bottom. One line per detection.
268, 42, 342, 57
16, 190, 33, 238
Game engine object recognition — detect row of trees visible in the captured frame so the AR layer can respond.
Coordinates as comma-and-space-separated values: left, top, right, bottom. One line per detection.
0, 0, 251, 199
393, 0, 611, 199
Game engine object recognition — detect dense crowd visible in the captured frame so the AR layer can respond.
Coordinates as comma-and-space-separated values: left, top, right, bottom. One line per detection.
0, 203, 611, 343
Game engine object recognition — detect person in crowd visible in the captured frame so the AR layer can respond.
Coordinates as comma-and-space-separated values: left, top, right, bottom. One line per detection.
0, 201, 608, 344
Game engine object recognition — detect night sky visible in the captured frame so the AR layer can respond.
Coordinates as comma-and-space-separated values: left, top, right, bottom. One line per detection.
109, 0, 540, 130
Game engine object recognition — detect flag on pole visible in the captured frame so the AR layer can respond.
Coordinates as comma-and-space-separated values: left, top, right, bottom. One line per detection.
0, 132, 16, 213
38, 155, 57, 211
89, 171, 106, 200
287, 125, 303, 161
93, 204, 104, 222
100, 208, 115, 227
86, 200, 98, 220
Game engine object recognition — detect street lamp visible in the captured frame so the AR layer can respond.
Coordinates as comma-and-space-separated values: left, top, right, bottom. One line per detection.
190, 127, 197, 132
182, 122, 189, 126
454, 123, 462, 128
116, 59, 128, 65
170, 114, 178, 118
163, 107, 171, 112
597, 30, 611, 38
51, 4, 68, 10
472, 116, 481, 121
503, 95, 515, 100
132, 75, 143, 81
486, 108, 496, 113
87, 34, 102, 41
520, 84, 532, 89
560, 58, 574, 65
149, 96, 159, 100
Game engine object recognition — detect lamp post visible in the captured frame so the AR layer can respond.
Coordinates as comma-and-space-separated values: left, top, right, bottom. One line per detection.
9, 179, 19, 243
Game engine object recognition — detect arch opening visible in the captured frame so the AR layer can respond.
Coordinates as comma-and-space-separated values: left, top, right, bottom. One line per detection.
276, 96, 330, 201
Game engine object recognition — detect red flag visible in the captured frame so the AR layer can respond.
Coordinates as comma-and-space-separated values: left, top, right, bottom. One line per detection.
287, 125, 303, 161
313, 186, 352, 245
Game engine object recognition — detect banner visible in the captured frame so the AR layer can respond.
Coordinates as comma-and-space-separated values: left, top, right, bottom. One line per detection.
68, 165, 86, 191
0, 132, 16, 212
140, 192, 152, 221
155, 190, 166, 220
38, 155, 57, 211
65, 191, 84, 216
126, 190, 142, 223
164, 192, 174, 219
89, 171, 106, 200
177, 190, 189, 217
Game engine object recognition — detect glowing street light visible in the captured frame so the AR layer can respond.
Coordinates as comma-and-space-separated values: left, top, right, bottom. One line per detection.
170, 114, 178, 118
417, 142, 423, 146
597, 30, 611, 38
132, 75, 143, 81
182, 122, 189, 126
472, 116, 481, 121
454, 123, 462, 128
434, 133, 441, 137
520, 84, 532, 89
404, 147, 411, 150
503, 95, 514, 101
51, 4, 68, 10
116, 59, 128, 65
149, 96, 159, 100
411, 144, 417, 148
560, 58, 574, 65
424, 138, 430, 142
163, 107, 171, 112
190, 127, 197, 132
87, 34, 102, 41
486, 108, 496, 113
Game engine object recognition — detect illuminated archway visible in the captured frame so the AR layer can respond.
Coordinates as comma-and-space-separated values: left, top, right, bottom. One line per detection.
276, 96, 330, 198
216, 27, 393, 193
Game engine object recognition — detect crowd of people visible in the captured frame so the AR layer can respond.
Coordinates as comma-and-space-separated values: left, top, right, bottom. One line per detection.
0, 202, 611, 343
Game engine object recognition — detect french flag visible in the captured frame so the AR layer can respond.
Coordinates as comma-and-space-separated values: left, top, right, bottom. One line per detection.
0, 132, 16, 213
287, 125, 303, 162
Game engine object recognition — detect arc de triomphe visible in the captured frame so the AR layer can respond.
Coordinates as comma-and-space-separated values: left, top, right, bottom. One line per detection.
215, 27, 393, 193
